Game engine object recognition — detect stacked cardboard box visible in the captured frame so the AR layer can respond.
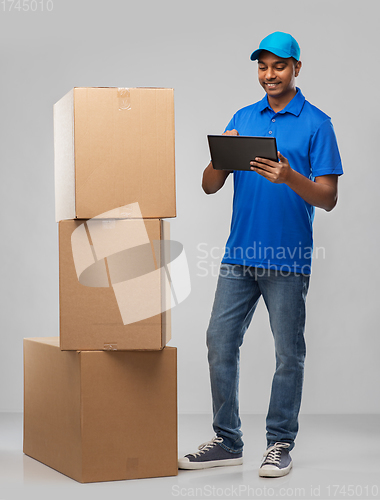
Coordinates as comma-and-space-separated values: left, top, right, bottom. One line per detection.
23, 88, 179, 482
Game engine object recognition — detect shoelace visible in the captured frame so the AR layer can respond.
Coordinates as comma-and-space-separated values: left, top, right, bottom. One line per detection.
261, 442, 290, 465
190, 436, 224, 458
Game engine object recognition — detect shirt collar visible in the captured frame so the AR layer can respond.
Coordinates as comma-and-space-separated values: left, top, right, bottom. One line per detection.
258, 87, 305, 116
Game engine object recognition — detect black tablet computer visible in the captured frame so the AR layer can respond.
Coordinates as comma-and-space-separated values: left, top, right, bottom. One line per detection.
208, 135, 278, 171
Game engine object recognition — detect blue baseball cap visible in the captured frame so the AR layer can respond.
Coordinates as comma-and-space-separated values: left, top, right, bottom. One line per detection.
250, 32, 300, 61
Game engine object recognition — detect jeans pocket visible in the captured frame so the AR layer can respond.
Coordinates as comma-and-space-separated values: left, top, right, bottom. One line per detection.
219, 263, 234, 277
219, 263, 244, 278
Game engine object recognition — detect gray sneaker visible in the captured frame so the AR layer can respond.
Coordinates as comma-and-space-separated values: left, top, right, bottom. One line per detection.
259, 442, 292, 477
178, 436, 243, 470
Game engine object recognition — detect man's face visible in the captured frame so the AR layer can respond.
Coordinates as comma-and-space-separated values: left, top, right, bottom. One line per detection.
257, 50, 301, 100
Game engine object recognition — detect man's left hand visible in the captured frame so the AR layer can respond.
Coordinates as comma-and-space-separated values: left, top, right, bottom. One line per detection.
250, 152, 291, 184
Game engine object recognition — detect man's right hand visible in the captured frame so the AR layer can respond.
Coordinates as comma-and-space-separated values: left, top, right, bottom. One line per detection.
223, 129, 239, 137
219, 129, 239, 174
202, 129, 239, 194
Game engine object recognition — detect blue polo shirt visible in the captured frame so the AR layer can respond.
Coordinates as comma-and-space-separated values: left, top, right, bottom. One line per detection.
221, 87, 343, 274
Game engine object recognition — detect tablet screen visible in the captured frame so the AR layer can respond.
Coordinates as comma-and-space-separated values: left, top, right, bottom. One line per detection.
208, 135, 278, 171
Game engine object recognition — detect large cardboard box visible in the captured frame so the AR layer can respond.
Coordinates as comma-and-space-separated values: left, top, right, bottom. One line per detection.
23, 337, 178, 483
54, 87, 176, 221
59, 216, 173, 351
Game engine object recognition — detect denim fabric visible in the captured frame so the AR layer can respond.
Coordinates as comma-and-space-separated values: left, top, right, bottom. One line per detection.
206, 263, 310, 453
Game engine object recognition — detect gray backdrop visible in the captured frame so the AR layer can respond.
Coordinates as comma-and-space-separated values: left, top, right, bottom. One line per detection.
1, 0, 379, 415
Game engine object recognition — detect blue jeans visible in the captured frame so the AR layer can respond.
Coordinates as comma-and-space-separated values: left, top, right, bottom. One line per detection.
206, 263, 310, 453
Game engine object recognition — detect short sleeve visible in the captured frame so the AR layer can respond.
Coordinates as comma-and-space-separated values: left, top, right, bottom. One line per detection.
224, 115, 236, 133
310, 119, 343, 177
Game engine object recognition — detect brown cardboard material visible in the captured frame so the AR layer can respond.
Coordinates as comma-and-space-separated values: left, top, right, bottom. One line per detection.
54, 87, 176, 221
23, 337, 178, 483
59, 218, 172, 351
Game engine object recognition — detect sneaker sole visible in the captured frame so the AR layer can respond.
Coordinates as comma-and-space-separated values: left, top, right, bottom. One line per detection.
259, 461, 292, 477
178, 457, 243, 470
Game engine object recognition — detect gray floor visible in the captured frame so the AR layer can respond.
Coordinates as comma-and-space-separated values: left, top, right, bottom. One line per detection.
1, 413, 379, 500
